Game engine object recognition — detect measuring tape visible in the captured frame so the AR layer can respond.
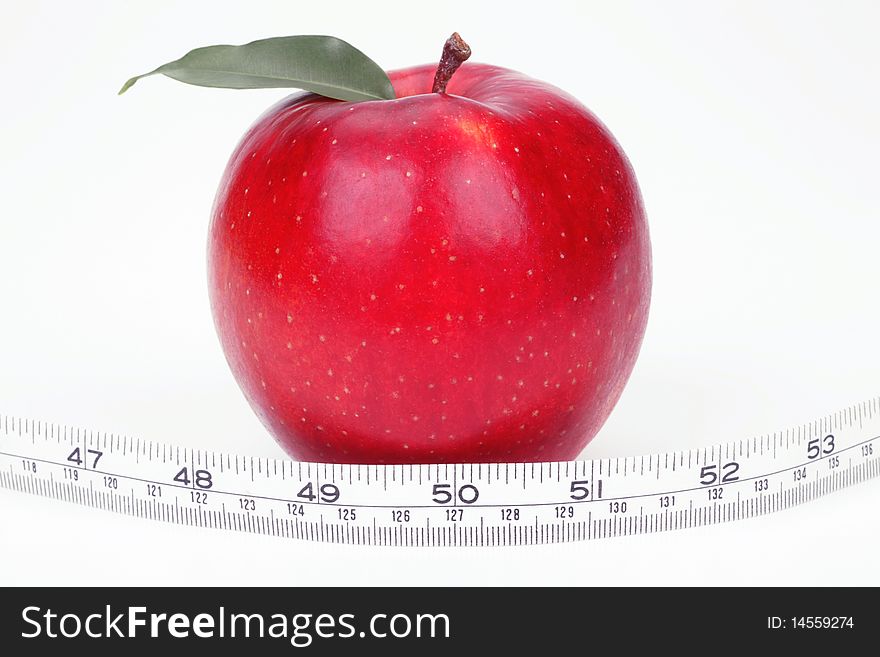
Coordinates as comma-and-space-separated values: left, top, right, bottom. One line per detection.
1, 398, 878, 546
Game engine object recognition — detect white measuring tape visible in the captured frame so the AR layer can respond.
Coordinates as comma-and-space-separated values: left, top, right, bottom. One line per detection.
1, 398, 878, 546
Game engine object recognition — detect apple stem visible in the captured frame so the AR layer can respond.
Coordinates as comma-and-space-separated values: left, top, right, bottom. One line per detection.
431, 33, 471, 94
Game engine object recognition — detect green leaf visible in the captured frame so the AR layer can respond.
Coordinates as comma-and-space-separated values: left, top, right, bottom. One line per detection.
119, 35, 395, 102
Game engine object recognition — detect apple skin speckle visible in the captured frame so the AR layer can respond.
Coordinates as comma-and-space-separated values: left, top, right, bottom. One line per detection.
207, 63, 651, 464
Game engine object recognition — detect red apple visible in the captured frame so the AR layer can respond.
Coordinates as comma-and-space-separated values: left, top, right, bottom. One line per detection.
208, 39, 650, 463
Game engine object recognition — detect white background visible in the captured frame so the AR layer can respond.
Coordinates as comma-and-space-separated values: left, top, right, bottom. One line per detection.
1, 0, 878, 585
